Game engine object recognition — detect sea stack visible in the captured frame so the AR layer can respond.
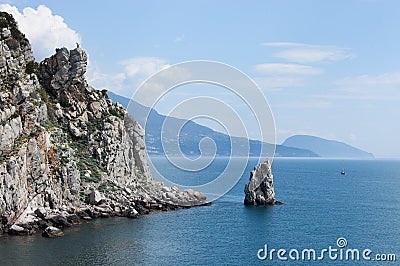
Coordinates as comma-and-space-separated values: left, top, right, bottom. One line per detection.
244, 159, 275, 205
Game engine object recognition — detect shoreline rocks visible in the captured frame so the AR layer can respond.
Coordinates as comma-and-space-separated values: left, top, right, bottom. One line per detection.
0, 12, 209, 238
8, 224, 30, 236
42, 226, 64, 238
3, 195, 211, 237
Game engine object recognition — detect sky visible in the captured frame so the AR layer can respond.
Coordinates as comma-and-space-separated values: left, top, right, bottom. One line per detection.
1, 0, 400, 158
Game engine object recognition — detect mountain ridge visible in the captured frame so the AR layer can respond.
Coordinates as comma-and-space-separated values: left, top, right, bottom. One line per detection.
107, 91, 319, 158
107, 92, 373, 159
282, 135, 374, 158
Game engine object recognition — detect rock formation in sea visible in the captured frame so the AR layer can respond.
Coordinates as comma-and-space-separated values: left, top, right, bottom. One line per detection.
0, 12, 206, 236
244, 159, 275, 205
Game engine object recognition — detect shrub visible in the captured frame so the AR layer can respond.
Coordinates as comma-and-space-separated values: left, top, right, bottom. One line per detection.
60, 98, 70, 108
0, 17, 8, 28
9, 110, 19, 120
98, 180, 119, 193
38, 87, 49, 102
5, 38, 19, 50
26, 61, 38, 75
10, 26, 25, 42
109, 108, 123, 119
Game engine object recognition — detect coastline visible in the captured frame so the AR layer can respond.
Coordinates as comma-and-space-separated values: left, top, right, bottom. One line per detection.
3, 196, 211, 237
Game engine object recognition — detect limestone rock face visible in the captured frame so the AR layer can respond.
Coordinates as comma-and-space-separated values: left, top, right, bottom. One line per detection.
244, 159, 275, 205
0, 12, 206, 235
88, 190, 105, 205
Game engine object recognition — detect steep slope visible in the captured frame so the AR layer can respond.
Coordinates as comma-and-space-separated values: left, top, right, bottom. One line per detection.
107, 91, 319, 158
282, 135, 374, 158
0, 12, 205, 235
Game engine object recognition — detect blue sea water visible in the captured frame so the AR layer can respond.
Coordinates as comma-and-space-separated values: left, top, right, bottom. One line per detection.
0, 158, 399, 265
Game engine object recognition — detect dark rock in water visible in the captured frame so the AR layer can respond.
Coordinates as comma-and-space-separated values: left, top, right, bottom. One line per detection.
123, 208, 139, 218
100, 213, 110, 218
48, 215, 71, 228
150, 203, 163, 210
77, 210, 90, 219
274, 201, 284, 205
134, 202, 150, 215
67, 214, 81, 224
244, 159, 275, 205
90, 212, 100, 219
42, 226, 64, 238
36, 220, 50, 230
8, 224, 29, 235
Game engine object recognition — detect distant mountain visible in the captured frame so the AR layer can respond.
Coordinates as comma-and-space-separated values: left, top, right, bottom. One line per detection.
282, 135, 374, 158
107, 92, 318, 157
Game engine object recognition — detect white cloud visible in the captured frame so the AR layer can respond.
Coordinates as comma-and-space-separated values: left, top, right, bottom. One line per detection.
262, 42, 307, 48
253, 43, 353, 92
314, 72, 400, 101
262, 42, 354, 63
120, 57, 170, 78
274, 49, 352, 63
252, 63, 322, 91
272, 100, 333, 109
87, 57, 170, 98
335, 72, 400, 88
175, 34, 185, 42
253, 63, 323, 75
86, 62, 126, 94
0, 4, 81, 60
254, 77, 306, 91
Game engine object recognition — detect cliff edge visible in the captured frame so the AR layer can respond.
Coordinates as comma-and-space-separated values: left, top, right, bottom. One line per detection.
0, 12, 205, 236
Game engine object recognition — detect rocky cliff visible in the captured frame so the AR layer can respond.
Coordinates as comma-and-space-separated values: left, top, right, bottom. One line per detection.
0, 12, 205, 236
244, 159, 275, 205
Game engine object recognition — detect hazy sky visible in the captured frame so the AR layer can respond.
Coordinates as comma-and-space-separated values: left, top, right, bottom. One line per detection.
1, 0, 400, 158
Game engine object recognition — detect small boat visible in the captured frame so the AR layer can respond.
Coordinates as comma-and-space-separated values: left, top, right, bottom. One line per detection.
341, 170, 346, 175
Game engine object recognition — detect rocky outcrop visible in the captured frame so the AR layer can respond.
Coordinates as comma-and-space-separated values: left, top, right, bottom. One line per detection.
244, 159, 275, 205
42, 226, 64, 238
0, 12, 206, 236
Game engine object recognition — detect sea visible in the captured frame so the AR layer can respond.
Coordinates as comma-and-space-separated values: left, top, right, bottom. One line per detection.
0, 158, 399, 265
